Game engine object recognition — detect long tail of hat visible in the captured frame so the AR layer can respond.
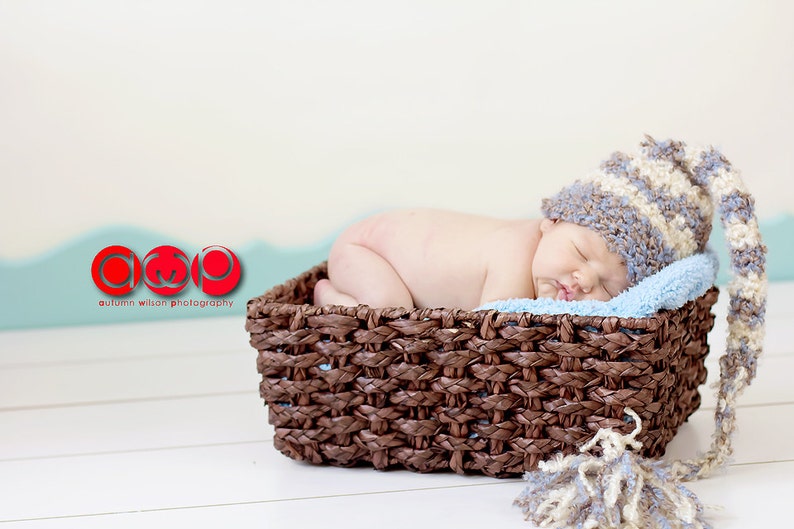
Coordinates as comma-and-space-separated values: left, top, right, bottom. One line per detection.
515, 139, 767, 527
663, 138, 769, 481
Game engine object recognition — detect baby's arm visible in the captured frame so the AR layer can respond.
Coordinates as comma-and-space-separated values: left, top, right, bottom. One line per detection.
478, 222, 539, 306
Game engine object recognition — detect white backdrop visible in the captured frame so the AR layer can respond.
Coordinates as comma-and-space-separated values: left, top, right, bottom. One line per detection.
1, 0, 792, 259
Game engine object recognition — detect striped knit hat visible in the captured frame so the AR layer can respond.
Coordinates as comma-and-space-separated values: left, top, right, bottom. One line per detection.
544, 136, 717, 285
519, 136, 768, 528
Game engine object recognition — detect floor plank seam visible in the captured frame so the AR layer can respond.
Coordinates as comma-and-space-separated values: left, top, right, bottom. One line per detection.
0, 439, 272, 463
0, 390, 257, 413
0, 480, 523, 524
0, 349, 251, 370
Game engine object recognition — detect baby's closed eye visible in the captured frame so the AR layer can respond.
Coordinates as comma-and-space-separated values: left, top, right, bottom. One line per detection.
573, 243, 588, 262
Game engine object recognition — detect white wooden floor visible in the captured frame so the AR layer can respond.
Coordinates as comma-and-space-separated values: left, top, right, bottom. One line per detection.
2, 284, 793, 528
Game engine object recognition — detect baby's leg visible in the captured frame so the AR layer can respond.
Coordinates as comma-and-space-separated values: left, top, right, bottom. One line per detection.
314, 243, 414, 309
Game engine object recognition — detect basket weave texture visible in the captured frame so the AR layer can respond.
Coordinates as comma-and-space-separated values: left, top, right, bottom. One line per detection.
246, 262, 718, 478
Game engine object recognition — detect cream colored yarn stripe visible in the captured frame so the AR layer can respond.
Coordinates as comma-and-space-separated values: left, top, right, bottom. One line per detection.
591, 160, 704, 258
632, 154, 713, 214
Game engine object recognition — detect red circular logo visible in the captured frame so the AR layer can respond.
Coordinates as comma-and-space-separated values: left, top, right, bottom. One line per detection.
91, 245, 142, 295
142, 245, 191, 296
191, 245, 241, 296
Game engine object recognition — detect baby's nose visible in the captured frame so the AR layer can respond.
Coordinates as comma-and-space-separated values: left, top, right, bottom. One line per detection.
574, 269, 594, 293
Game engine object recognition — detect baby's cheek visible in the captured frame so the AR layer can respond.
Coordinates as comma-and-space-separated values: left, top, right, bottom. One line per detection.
535, 282, 555, 299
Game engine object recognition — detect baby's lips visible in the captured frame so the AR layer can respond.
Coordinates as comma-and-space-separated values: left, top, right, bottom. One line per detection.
555, 281, 574, 301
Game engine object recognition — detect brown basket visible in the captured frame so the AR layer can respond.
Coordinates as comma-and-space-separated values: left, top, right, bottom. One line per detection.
246, 262, 718, 478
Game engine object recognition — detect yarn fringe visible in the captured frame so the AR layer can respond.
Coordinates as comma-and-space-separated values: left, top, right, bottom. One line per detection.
514, 409, 710, 529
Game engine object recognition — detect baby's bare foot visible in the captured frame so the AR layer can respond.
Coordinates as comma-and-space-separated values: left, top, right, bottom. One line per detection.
313, 279, 359, 307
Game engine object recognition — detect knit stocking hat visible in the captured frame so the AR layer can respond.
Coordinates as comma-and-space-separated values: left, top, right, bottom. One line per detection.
517, 136, 767, 528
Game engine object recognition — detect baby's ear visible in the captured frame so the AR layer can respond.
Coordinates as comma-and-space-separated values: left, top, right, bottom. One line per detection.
540, 218, 557, 233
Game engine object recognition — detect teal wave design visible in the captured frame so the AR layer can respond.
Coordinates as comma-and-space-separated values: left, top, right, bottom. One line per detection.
1, 216, 791, 330
0, 226, 332, 330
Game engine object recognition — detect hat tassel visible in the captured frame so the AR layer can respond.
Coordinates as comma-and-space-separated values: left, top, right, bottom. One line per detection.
514, 409, 711, 529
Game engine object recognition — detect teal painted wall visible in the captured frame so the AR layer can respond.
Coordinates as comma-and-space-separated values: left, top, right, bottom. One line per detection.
0, 227, 332, 330
1, 216, 791, 330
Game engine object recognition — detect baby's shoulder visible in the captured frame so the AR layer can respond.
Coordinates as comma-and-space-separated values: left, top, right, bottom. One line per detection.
478, 219, 541, 302
483, 219, 542, 264
489, 218, 542, 244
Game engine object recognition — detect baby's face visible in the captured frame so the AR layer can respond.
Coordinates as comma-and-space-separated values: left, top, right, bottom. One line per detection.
533, 219, 630, 302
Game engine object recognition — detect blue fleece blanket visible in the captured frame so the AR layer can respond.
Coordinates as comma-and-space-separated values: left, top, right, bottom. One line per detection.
476, 251, 718, 318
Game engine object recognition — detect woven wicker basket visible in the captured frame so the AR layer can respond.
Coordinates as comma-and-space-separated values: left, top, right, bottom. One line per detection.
246, 262, 718, 478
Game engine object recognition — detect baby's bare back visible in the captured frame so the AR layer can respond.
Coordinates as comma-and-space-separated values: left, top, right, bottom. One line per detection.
339, 209, 541, 309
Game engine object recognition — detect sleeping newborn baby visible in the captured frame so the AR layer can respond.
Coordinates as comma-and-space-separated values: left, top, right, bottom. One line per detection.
313, 209, 630, 310
314, 136, 726, 311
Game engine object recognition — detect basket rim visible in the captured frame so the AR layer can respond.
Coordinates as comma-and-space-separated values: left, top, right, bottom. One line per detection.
246, 261, 719, 331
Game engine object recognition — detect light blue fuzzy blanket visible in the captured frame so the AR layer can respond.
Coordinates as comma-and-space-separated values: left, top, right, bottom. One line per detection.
476, 251, 718, 318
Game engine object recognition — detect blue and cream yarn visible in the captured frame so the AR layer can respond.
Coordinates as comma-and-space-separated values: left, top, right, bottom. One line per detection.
517, 136, 768, 528
543, 136, 717, 285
